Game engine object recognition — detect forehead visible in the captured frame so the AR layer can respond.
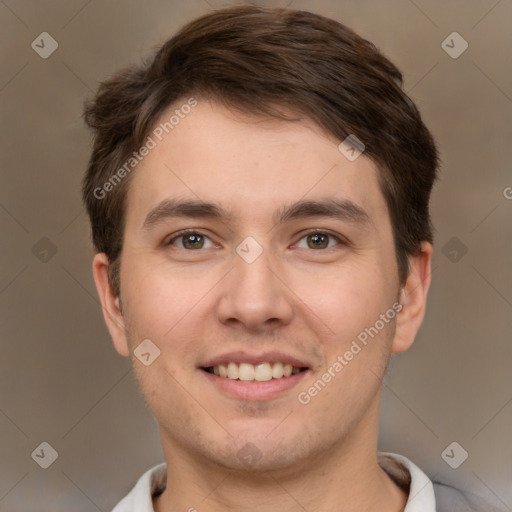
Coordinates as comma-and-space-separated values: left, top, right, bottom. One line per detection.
124, 100, 389, 228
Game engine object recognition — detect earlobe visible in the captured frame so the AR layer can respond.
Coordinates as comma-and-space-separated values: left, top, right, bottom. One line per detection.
92, 253, 130, 357
391, 242, 433, 354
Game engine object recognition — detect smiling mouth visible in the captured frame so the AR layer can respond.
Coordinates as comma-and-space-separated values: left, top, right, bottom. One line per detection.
202, 362, 308, 382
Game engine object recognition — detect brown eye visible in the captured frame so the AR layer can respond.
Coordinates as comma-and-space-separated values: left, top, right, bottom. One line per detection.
295, 231, 342, 250
182, 233, 205, 249
307, 233, 329, 249
167, 231, 214, 250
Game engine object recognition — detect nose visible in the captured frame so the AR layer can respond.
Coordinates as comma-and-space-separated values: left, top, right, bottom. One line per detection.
215, 247, 294, 332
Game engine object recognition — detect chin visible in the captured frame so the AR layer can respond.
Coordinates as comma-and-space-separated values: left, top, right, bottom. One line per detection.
206, 431, 313, 474
229, 445, 302, 473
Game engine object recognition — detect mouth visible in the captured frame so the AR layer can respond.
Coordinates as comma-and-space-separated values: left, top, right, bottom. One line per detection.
202, 362, 308, 381
199, 355, 310, 400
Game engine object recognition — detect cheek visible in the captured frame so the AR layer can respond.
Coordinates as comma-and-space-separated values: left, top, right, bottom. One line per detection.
285, 260, 397, 347
120, 255, 212, 341
121, 261, 212, 433
130, 355, 209, 452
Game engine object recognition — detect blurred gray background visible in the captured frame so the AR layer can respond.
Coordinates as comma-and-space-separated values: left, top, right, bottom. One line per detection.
1, 0, 511, 510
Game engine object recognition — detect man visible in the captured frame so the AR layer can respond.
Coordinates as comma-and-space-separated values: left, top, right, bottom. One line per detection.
82, 6, 497, 511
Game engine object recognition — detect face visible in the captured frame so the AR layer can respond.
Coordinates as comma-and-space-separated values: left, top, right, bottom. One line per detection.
94, 99, 430, 474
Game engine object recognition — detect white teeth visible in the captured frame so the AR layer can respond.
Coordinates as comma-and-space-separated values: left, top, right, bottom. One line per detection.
254, 363, 272, 381
210, 362, 304, 381
227, 362, 239, 379
238, 363, 255, 381
272, 362, 284, 378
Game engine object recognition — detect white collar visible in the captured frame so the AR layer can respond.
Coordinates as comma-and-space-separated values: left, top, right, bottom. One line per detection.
112, 452, 436, 511
379, 452, 436, 511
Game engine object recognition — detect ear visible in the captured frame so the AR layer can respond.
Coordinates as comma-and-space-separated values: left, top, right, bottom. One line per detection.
92, 253, 130, 357
391, 241, 433, 354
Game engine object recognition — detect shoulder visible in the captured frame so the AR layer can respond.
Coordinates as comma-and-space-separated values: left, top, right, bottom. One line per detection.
378, 452, 504, 512
433, 480, 505, 512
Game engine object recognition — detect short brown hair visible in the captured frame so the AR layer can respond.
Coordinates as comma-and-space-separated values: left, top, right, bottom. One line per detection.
82, 6, 439, 297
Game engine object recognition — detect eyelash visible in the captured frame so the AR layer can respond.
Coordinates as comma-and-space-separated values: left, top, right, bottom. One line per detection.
166, 229, 217, 249
294, 230, 346, 250
165, 229, 347, 250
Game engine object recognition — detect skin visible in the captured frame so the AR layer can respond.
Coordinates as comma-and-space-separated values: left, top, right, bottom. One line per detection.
93, 99, 432, 511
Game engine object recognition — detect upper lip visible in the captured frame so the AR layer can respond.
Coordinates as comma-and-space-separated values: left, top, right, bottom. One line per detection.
200, 350, 311, 369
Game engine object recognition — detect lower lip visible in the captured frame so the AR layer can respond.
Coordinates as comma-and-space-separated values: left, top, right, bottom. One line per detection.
200, 369, 309, 400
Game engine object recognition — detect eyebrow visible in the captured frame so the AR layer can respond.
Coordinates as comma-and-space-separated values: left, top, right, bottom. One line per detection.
142, 198, 372, 230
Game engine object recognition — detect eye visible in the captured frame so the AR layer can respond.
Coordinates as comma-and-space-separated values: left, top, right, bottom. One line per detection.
166, 230, 215, 250
295, 231, 343, 250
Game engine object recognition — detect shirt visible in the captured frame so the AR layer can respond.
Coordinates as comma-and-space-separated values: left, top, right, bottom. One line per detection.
111, 452, 497, 511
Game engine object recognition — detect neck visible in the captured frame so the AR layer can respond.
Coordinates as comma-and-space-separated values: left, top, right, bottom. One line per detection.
153, 398, 407, 512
